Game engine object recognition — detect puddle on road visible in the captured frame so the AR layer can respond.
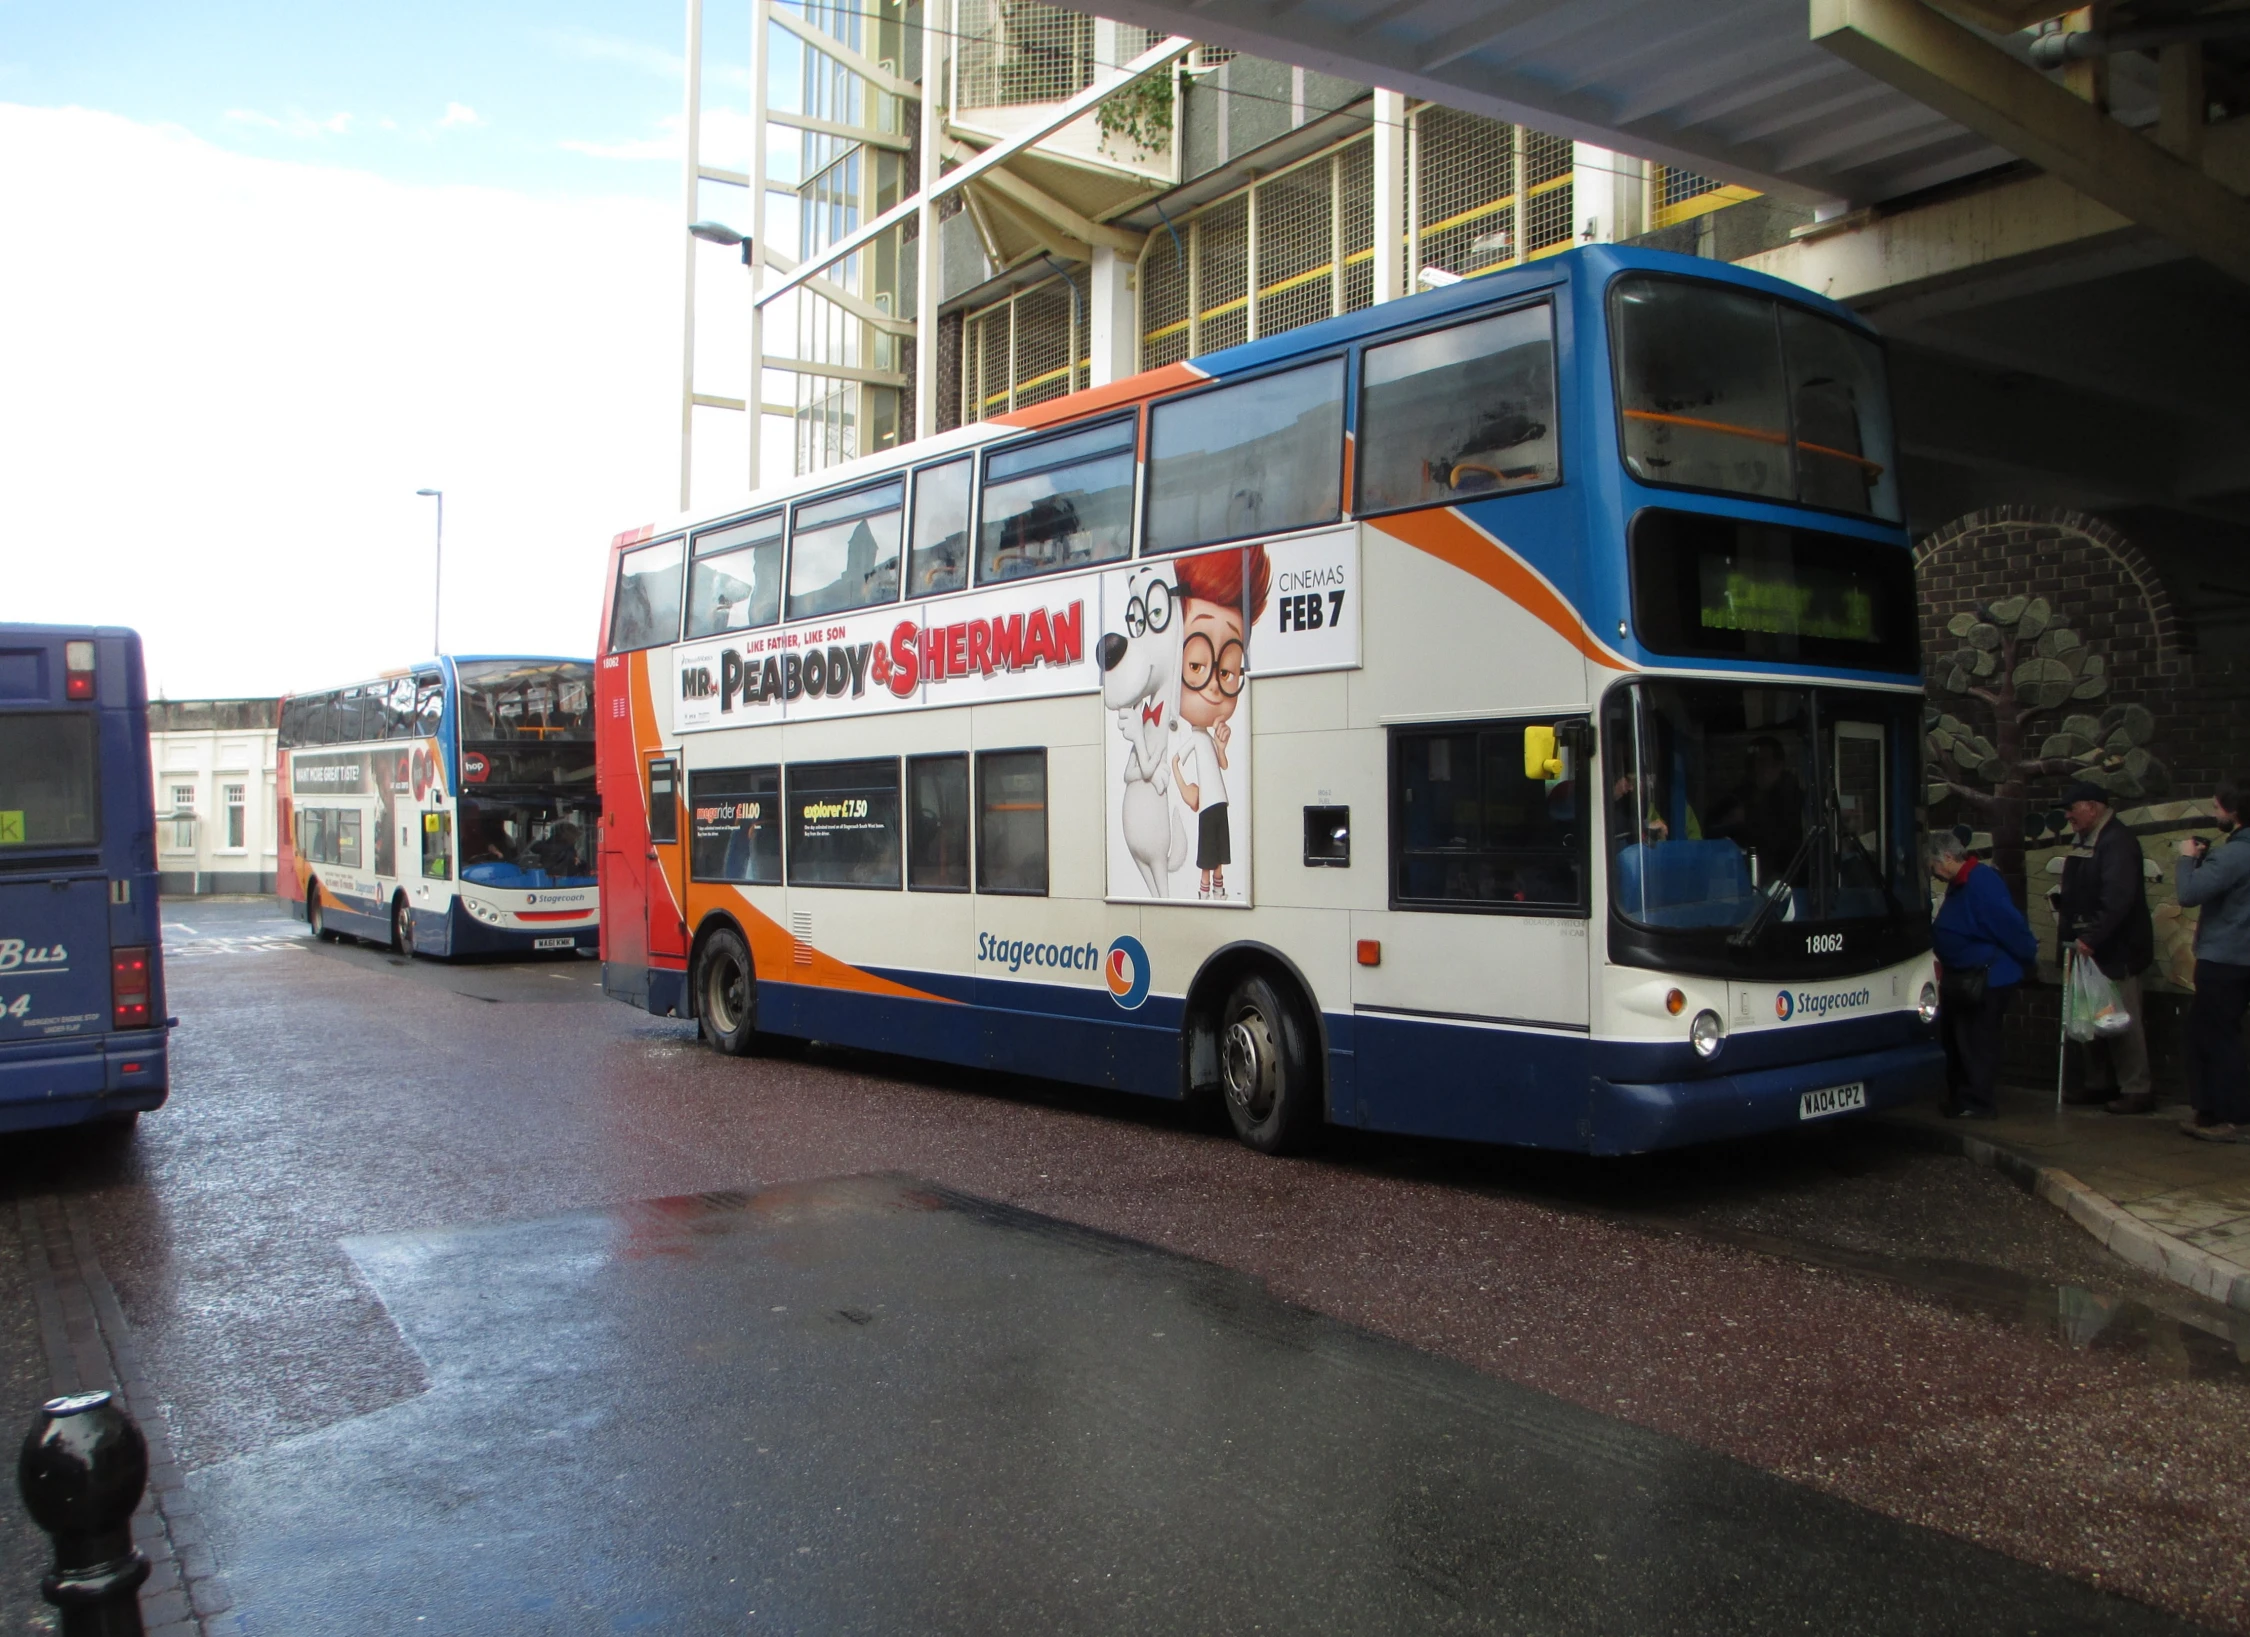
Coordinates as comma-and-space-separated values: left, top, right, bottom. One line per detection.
1669, 1221, 2250, 1379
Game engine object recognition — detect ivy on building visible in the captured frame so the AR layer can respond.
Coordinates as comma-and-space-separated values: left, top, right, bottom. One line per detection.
1096, 72, 1172, 157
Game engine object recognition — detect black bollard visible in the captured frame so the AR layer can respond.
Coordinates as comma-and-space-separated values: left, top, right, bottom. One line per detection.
19, 1390, 149, 1637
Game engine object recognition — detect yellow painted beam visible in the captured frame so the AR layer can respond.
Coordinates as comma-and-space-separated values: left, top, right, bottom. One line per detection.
1811, 0, 2250, 285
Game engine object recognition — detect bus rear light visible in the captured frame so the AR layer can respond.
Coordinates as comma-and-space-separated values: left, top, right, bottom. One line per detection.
111, 947, 151, 1030
65, 640, 96, 699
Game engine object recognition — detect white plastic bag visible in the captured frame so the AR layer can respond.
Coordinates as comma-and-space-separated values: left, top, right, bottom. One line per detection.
2063, 953, 2132, 1042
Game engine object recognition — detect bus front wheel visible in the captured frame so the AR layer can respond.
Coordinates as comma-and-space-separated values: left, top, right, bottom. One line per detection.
1218, 972, 1322, 1156
695, 927, 758, 1057
391, 895, 416, 957
307, 884, 336, 942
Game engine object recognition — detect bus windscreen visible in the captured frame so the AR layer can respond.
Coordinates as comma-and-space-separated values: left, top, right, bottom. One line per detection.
1611, 275, 1900, 522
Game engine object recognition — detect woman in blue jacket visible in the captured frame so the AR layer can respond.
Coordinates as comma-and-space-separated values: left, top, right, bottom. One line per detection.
1929, 831, 2042, 1119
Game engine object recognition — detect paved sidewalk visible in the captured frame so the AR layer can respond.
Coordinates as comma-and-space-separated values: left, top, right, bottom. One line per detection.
1886, 1086, 2250, 1314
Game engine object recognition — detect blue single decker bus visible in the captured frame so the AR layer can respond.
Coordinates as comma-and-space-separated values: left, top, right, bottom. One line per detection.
0, 625, 171, 1135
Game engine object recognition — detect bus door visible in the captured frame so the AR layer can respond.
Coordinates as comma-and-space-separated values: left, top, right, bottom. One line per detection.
643, 755, 688, 970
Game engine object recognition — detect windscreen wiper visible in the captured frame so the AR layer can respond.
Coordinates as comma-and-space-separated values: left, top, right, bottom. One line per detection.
1727, 822, 1824, 949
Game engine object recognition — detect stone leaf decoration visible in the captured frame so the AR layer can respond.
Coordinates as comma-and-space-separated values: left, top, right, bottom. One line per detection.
1925, 595, 2167, 821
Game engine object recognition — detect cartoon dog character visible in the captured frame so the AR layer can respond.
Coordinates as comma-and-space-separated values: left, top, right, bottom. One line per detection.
1100, 564, 1190, 896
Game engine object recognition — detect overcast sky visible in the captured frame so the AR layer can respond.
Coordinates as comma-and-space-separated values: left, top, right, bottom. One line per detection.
1, 0, 771, 698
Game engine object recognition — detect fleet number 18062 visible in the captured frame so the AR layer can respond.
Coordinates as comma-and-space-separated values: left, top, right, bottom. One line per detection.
1805, 932, 1844, 955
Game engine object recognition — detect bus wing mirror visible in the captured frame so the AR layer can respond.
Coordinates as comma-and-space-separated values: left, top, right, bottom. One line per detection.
1523, 724, 1562, 782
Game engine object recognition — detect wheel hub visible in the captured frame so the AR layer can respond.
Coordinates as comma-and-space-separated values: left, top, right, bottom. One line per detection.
1222, 1010, 1276, 1118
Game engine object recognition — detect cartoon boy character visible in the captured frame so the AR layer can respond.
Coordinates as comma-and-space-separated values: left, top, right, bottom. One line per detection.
1169, 545, 1269, 900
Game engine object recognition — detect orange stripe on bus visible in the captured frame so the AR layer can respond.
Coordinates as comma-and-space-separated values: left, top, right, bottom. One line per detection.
1369, 510, 1633, 671
627, 648, 954, 1005
516, 909, 592, 922
991, 361, 1208, 431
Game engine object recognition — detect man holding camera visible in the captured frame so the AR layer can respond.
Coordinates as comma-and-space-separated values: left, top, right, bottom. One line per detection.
2177, 784, 2250, 1142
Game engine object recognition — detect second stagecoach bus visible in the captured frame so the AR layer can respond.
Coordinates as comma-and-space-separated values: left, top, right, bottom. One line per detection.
278, 656, 600, 958
596, 244, 1943, 1155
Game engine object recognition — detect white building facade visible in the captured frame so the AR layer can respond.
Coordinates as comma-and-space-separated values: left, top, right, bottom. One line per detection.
148, 699, 280, 896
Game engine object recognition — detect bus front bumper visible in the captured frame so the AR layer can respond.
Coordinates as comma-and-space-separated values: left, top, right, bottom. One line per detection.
0, 1034, 170, 1134
1586, 1039, 1943, 1156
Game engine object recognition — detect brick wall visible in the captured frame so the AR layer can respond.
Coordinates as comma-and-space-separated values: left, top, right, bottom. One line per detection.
1915, 505, 2236, 1092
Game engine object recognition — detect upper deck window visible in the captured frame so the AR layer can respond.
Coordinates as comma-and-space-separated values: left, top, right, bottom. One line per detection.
1144, 360, 1345, 554
611, 538, 685, 653
1612, 276, 1899, 523
907, 458, 974, 598
687, 512, 784, 638
1358, 304, 1559, 513
979, 416, 1135, 583
455, 661, 594, 743
0, 714, 98, 848
788, 480, 904, 621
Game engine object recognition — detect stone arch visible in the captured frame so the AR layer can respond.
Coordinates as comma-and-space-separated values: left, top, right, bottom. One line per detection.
1915, 505, 2187, 660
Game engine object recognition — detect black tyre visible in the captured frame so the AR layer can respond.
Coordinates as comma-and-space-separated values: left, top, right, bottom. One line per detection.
307, 883, 336, 942
695, 927, 758, 1057
1217, 971, 1323, 1155
391, 896, 416, 957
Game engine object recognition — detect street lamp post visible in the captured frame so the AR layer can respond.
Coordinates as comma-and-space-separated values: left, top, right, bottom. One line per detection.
416, 489, 443, 655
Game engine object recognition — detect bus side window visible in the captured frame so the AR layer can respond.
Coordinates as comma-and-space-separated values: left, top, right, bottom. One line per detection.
1390, 718, 1587, 911
907, 754, 968, 891
906, 459, 972, 599
688, 765, 780, 884
1357, 303, 1559, 514
421, 811, 452, 880
976, 750, 1047, 895
1143, 359, 1345, 555
647, 758, 680, 846
611, 538, 685, 653
412, 682, 436, 739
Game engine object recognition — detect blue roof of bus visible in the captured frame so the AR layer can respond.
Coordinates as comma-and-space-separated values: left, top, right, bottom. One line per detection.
1177, 243, 1875, 382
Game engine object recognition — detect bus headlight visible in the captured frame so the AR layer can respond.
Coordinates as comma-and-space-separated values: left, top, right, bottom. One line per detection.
464, 897, 502, 924
1689, 1009, 1725, 1059
1918, 982, 1940, 1025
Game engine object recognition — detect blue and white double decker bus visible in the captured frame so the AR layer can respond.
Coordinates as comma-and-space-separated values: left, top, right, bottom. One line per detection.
0, 625, 170, 1136
278, 657, 600, 958
597, 245, 1942, 1155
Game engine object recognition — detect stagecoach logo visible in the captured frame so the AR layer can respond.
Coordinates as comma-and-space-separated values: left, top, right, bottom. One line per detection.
1104, 935, 1151, 1011
1775, 986, 1872, 1023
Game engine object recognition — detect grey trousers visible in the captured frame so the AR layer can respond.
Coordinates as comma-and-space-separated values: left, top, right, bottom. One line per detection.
2076, 973, 2154, 1100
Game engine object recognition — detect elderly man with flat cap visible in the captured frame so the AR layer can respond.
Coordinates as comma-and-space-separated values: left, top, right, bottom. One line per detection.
2053, 779, 2156, 1113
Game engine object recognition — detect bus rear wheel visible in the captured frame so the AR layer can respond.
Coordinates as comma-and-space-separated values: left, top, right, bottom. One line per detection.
391, 896, 416, 957
307, 884, 336, 942
1218, 972, 1322, 1156
695, 927, 758, 1057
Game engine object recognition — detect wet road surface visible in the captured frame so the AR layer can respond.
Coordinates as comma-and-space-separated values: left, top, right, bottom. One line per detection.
5, 899, 2247, 1632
